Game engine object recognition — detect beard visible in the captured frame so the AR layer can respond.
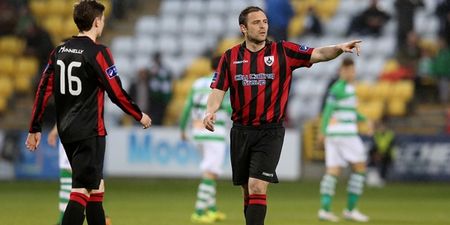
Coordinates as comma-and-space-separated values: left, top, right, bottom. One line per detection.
247, 35, 266, 45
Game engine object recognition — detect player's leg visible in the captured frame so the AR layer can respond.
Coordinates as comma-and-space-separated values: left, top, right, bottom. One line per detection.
61, 141, 88, 225
202, 141, 227, 221
318, 137, 344, 222
245, 126, 285, 225
58, 143, 72, 225
85, 136, 106, 225
342, 137, 369, 222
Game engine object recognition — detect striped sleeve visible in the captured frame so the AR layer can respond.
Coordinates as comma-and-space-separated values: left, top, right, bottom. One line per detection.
210, 52, 230, 91
283, 41, 314, 69
94, 47, 142, 121
29, 50, 56, 133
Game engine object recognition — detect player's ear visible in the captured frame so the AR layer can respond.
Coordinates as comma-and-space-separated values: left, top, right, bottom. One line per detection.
240, 24, 247, 34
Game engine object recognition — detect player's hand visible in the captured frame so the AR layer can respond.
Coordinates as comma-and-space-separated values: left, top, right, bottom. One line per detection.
203, 112, 216, 132
338, 40, 362, 56
47, 127, 58, 148
140, 112, 152, 129
25, 132, 41, 151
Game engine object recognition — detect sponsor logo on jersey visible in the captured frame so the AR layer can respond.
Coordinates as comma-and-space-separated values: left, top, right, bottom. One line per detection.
106, 65, 118, 79
264, 56, 274, 66
299, 45, 310, 52
233, 59, 248, 64
59, 46, 84, 54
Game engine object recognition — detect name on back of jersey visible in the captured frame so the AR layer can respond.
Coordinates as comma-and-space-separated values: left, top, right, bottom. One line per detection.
59, 46, 84, 54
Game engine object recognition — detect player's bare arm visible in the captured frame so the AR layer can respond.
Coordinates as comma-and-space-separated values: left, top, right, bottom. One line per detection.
310, 40, 362, 63
25, 132, 42, 151
204, 89, 226, 132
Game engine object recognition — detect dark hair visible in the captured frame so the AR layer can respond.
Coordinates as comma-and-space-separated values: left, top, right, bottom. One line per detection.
238, 6, 265, 26
73, 0, 105, 32
341, 57, 354, 67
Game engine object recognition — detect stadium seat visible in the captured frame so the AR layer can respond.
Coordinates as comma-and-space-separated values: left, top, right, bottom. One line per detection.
0, 77, 14, 98
14, 76, 32, 94
392, 80, 414, 102
358, 100, 384, 121
206, 0, 227, 15
324, 13, 350, 36
63, 17, 79, 38
43, 16, 64, 42
181, 35, 206, 56
135, 16, 159, 36
387, 99, 407, 117
17, 57, 39, 78
185, 57, 212, 78
215, 37, 243, 55
0, 36, 25, 56
113, 55, 134, 78
372, 81, 392, 101
315, 0, 339, 21
111, 36, 134, 56
230, 0, 248, 14
0, 56, 14, 76
157, 34, 179, 56
134, 36, 156, 55
29, 0, 47, 20
185, 0, 205, 15
48, 0, 67, 17
290, 0, 315, 15
288, 15, 305, 38
355, 82, 373, 101
159, 0, 184, 16
204, 14, 223, 36
0, 96, 7, 114
181, 15, 202, 34
159, 15, 179, 34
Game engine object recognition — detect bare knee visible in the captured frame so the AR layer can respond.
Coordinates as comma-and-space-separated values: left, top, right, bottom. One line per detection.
248, 178, 269, 195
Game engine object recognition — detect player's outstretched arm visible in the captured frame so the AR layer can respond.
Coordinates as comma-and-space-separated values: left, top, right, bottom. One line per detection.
310, 40, 362, 63
140, 112, 152, 129
25, 132, 42, 151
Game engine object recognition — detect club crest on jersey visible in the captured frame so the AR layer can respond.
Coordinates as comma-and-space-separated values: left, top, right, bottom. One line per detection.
264, 56, 274, 66
106, 65, 118, 79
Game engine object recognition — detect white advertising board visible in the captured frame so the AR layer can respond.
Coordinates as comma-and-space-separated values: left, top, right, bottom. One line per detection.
105, 127, 301, 180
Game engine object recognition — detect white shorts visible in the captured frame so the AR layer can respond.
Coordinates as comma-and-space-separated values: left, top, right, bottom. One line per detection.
194, 140, 227, 175
58, 142, 72, 170
324, 136, 367, 167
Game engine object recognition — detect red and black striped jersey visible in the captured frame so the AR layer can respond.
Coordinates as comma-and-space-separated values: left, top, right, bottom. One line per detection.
29, 36, 142, 143
211, 40, 314, 126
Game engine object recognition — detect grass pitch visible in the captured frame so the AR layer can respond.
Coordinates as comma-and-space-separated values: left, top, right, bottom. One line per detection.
0, 178, 448, 225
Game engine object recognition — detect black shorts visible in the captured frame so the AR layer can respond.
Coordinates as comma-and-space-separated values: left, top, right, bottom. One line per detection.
230, 123, 285, 185
62, 136, 105, 189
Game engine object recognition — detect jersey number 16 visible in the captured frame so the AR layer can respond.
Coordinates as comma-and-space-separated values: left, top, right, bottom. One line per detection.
57, 60, 82, 96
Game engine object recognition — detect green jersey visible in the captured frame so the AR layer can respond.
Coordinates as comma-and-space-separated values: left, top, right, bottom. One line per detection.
180, 76, 232, 141
321, 79, 366, 136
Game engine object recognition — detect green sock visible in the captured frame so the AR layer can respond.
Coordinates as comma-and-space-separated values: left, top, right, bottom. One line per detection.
347, 173, 365, 211
194, 178, 215, 215
206, 179, 217, 212
58, 169, 72, 224
320, 174, 337, 211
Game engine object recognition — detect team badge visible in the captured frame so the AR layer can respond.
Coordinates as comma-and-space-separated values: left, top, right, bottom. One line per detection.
105, 65, 118, 79
212, 72, 218, 82
264, 56, 274, 66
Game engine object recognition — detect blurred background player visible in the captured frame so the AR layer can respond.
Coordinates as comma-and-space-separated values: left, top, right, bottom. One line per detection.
318, 57, 372, 222
48, 125, 111, 225
180, 56, 231, 223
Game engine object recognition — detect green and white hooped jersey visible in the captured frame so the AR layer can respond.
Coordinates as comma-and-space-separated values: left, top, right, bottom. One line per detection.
321, 79, 365, 136
180, 76, 232, 142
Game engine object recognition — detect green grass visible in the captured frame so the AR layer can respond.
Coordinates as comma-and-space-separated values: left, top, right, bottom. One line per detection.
1, 179, 449, 225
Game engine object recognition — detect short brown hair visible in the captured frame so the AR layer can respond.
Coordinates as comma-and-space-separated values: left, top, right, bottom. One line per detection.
238, 6, 265, 26
73, 0, 105, 32
341, 57, 354, 67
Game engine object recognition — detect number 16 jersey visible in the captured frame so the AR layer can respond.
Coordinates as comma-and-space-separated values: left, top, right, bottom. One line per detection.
29, 36, 143, 143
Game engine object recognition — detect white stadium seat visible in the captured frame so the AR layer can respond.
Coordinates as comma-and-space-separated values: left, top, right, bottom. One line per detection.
135, 16, 158, 36
111, 36, 134, 56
